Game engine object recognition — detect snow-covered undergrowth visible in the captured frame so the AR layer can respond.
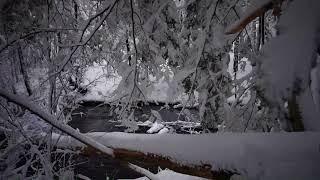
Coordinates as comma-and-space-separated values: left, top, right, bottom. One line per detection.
79, 58, 252, 104
79, 64, 197, 104
52, 131, 320, 180
227, 55, 252, 105
259, 0, 320, 130
79, 55, 252, 106
80, 64, 122, 102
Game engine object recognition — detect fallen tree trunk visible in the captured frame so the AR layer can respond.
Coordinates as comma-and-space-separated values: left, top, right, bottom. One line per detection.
53, 131, 320, 180
81, 146, 232, 179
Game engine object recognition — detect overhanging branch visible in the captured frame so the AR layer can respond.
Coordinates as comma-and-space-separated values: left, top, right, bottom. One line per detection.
0, 89, 114, 156
225, 0, 283, 35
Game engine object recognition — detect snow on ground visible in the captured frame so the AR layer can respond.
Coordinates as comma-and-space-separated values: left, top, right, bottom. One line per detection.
157, 127, 169, 134
137, 120, 153, 127
119, 169, 208, 180
80, 43, 253, 106
79, 62, 194, 104
81, 64, 121, 101
136, 120, 201, 134
146, 122, 164, 133
227, 52, 252, 105
79, 63, 198, 104
53, 131, 320, 180
80, 54, 249, 106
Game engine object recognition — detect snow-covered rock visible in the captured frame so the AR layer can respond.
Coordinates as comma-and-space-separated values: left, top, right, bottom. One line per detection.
157, 127, 169, 134
147, 122, 164, 133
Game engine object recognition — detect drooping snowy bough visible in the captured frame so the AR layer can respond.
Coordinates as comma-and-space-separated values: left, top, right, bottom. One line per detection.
226, 0, 320, 131
0, 89, 113, 156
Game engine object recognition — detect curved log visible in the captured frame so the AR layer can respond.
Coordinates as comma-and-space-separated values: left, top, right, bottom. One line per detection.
225, 0, 283, 35
82, 146, 234, 180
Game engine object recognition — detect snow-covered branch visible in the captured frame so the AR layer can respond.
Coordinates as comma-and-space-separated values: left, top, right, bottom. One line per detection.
128, 163, 159, 180
0, 29, 58, 53
0, 89, 114, 156
48, 0, 119, 78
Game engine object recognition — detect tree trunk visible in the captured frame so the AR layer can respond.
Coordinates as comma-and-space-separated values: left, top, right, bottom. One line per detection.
17, 45, 32, 96
287, 94, 304, 131
261, 13, 265, 46
126, 36, 131, 66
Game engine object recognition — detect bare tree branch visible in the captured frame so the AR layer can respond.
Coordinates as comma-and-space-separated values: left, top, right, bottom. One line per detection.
43, 0, 119, 85
225, 0, 283, 35
0, 89, 114, 156
0, 29, 58, 54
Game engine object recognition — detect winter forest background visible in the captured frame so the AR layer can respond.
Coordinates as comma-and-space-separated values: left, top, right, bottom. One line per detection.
0, 0, 320, 179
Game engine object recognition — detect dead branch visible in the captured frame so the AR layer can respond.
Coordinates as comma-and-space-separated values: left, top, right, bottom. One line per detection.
225, 0, 283, 35
128, 163, 159, 180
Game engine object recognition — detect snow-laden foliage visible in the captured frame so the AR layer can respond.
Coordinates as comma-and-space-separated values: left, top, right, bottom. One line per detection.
1, 0, 320, 179
259, 0, 320, 131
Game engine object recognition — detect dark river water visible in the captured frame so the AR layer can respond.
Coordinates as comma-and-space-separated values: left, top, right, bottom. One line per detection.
68, 101, 198, 180
69, 101, 195, 133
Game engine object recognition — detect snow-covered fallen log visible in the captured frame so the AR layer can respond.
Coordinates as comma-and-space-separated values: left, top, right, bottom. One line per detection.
53, 131, 320, 180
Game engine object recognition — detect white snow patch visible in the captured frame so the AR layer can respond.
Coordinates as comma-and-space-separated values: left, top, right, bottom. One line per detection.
120, 169, 208, 180
157, 127, 169, 134
138, 120, 153, 127
147, 122, 164, 133
81, 65, 121, 101
80, 65, 196, 104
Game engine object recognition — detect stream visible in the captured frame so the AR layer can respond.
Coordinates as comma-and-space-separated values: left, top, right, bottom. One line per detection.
68, 101, 198, 180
